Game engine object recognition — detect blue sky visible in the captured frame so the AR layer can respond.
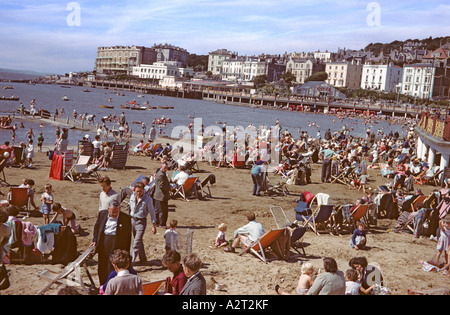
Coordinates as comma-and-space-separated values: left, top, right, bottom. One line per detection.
0, 0, 449, 74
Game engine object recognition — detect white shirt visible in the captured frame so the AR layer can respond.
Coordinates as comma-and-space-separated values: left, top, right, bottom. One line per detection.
173, 171, 189, 186
104, 215, 118, 235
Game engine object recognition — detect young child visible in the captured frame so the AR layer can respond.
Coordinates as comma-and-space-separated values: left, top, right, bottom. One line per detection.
37, 132, 44, 153
214, 223, 228, 248
164, 219, 179, 252
358, 172, 369, 194
345, 268, 361, 295
104, 249, 143, 295
275, 262, 314, 295
296, 262, 314, 295
50, 203, 80, 234
40, 184, 54, 225
430, 215, 450, 270
350, 222, 367, 250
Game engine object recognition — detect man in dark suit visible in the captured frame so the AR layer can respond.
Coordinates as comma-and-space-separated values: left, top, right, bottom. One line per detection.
153, 162, 170, 227
90, 201, 132, 285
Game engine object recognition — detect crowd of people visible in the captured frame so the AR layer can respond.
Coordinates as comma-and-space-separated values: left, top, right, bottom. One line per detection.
1, 107, 449, 296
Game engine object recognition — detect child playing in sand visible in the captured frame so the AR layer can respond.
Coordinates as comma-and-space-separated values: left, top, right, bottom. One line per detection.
164, 219, 179, 251
276, 262, 314, 295
50, 203, 80, 234
296, 262, 314, 295
40, 184, 54, 225
350, 221, 367, 250
214, 223, 228, 248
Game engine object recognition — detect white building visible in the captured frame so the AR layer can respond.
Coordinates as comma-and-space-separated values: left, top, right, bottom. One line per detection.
208, 49, 234, 74
221, 56, 268, 82
325, 61, 363, 89
400, 63, 436, 99
132, 61, 193, 80
361, 63, 403, 92
286, 59, 325, 84
314, 51, 333, 63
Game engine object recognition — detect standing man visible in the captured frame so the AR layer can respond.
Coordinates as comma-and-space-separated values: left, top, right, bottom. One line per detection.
320, 144, 336, 183
129, 181, 157, 265
98, 176, 121, 212
91, 202, 132, 285
153, 162, 170, 227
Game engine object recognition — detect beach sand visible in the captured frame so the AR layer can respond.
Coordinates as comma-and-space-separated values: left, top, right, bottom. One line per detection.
1, 145, 449, 295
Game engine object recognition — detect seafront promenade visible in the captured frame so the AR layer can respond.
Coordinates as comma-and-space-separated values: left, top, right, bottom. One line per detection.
86, 79, 427, 119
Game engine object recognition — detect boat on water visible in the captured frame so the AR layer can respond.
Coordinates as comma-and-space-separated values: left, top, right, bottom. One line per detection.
83, 89, 91, 92
62, 95, 69, 101
137, 95, 145, 98
0, 96, 19, 101
2, 86, 14, 90
148, 106, 157, 109
120, 105, 131, 109
130, 106, 147, 111
60, 85, 71, 88
158, 106, 174, 109
100, 105, 114, 109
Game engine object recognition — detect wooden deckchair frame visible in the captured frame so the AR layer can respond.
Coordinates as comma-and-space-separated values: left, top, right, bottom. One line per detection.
172, 176, 198, 201
238, 228, 286, 263
38, 246, 95, 295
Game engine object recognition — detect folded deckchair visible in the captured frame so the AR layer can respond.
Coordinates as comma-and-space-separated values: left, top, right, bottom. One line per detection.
38, 246, 95, 295
238, 228, 288, 263
143, 279, 167, 295
171, 176, 198, 201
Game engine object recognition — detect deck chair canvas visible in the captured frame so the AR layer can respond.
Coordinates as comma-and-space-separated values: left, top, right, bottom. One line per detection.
238, 228, 287, 263
38, 246, 95, 295
411, 195, 428, 212
300, 205, 334, 236
9, 187, 29, 212
350, 204, 370, 230
270, 206, 307, 256
172, 176, 198, 201
66, 155, 91, 182
143, 279, 167, 295
199, 175, 214, 198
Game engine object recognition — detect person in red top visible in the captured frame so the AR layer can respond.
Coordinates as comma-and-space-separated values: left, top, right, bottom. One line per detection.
161, 250, 187, 295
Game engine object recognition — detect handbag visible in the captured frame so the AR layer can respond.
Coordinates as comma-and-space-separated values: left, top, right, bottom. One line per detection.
0, 263, 10, 290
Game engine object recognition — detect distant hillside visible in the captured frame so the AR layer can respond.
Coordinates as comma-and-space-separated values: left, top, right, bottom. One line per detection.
365, 36, 450, 54
0, 68, 46, 81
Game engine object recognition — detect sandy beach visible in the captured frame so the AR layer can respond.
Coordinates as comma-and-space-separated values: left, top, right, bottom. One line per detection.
1, 141, 450, 296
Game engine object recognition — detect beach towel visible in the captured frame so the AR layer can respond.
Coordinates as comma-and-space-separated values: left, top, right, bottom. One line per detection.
422, 261, 440, 272
49, 153, 63, 180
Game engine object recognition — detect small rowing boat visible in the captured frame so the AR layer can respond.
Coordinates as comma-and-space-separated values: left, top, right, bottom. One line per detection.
130, 106, 147, 111
100, 105, 114, 109
0, 96, 19, 101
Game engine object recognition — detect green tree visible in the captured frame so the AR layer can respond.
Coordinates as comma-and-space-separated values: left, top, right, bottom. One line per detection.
281, 71, 296, 87
305, 71, 328, 82
252, 75, 267, 89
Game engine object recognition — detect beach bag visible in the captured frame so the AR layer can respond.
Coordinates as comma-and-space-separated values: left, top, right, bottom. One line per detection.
0, 263, 10, 290
48, 150, 54, 161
